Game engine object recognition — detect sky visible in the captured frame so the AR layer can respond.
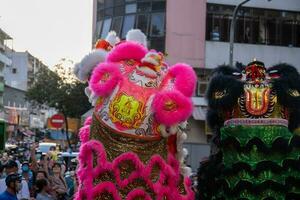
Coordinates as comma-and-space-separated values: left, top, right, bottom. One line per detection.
0, 0, 93, 68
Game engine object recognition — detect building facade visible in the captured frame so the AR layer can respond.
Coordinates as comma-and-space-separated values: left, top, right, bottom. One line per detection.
0, 29, 12, 119
4, 51, 48, 91
91, 0, 300, 172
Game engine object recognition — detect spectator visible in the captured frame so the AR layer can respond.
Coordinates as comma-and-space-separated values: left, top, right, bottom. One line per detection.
21, 163, 33, 188
48, 163, 67, 200
35, 179, 54, 200
0, 173, 22, 200
35, 171, 48, 181
0, 160, 30, 200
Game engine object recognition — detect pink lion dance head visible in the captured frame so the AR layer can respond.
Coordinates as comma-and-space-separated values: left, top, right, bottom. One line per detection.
74, 29, 196, 200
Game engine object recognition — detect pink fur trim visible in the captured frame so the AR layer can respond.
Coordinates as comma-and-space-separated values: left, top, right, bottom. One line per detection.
79, 125, 90, 143
84, 116, 92, 126
75, 140, 195, 200
168, 63, 197, 97
126, 189, 152, 200
152, 90, 193, 126
89, 62, 122, 97
113, 152, 144, 188
92, 182, 122, 200
106, 41, 147, 63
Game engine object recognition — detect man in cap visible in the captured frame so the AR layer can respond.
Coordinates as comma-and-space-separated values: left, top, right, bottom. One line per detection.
0, 173, 22, 200
0, 160, 30, 200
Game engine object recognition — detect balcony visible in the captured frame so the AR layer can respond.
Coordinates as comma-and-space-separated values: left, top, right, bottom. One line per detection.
205, 41, 300, 70
0, 52, 12, 66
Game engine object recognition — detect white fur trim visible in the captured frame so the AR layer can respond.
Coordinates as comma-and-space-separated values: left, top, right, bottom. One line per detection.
159, 124, 169, 137
181, 166, 192, 177
182, 148, 188, 158
170, 125, 178, 135
74, 49, 107, 81
126, 29, 147, 47
105, 31, 120, 46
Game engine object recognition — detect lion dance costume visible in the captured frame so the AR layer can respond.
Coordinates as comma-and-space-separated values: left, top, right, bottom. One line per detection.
73, 30, 196, 200
197, 61, 300, 199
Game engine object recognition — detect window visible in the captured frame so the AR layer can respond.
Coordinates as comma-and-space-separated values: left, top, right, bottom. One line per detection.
96, 20, 103, 38
114, 6, 125, 16
137, 2, 151, 12
97, 10, 104, 21
136, 14, 149, 35
104, 0, 113, 8
149, 37, 164, 52
121, 15, 135, 38
12, 68, 17, 74
152, 1, 166, 12
111, 17, 123, 35
97, 0, 104, 9
196, 82, 207, 97
104, 8, 113, 17
101, 18, 112, 38
150, 13, 165, 36
125, 3, 137, 14
206, 4, 300, 47
114, 0, 124, 6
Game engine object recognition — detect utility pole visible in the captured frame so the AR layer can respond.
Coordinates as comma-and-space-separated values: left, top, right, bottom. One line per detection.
229, 0, 250, 67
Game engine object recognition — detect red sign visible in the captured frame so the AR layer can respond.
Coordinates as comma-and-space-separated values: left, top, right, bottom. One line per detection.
50, 114, 65, 129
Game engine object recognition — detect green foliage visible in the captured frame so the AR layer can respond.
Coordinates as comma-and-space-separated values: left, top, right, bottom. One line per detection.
26, 59, 91, 119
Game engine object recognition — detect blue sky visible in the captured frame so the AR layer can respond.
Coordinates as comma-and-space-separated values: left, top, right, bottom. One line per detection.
0, 0, 93, 67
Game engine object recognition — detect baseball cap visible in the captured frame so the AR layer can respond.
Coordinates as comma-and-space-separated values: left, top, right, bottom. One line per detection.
5, 173, 22, 186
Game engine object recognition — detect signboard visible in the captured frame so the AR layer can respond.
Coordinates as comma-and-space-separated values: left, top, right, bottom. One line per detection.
50, 114, 65, 129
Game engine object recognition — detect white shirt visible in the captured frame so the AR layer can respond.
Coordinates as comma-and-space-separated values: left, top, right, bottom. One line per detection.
0, 178, 30, 200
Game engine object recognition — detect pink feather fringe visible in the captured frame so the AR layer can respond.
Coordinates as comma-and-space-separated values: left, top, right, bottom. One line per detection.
126, 189, 152, 200
79, 125, 90, 144
168, 63, 197, 97
151, 90, 193, 126
106, 41, 147, 63
74, 140, 194, 200
89, 62, 122, 97
84, 116, 92, 126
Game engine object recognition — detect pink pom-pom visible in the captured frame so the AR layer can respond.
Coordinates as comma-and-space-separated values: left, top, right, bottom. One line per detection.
152, 90, 193, 126
79, 125, 90, 143
168, 63, 197, 97
89, 62, 122, 97
106, 41, 147, 63
84, 116, 92, 126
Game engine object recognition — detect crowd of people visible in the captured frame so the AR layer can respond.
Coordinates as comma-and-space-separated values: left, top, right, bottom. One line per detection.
0, 142, 78, 200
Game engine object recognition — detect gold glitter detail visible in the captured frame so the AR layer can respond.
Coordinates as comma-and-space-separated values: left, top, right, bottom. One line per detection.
214, 90, 226, 99
288, 89, 300, 97
90, 113, 170, 199
90, 114, 168, 163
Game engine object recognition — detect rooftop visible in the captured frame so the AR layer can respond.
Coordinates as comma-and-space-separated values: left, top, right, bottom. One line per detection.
0, 28, 12, 40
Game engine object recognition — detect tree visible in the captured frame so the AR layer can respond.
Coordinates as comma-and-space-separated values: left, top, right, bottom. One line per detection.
26, 59, 92, 150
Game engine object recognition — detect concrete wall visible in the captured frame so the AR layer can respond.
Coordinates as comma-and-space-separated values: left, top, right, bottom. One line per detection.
165, 0, 206, 68
205, 41, 300, 69
207, 0, 300, 12
91, 0, 97, 47
3, 85, 27, 108
4, 52, 28, 91
186, 119, 207, 144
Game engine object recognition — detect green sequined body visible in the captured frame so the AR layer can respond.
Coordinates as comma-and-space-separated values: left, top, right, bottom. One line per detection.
200, 125, 300, 200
